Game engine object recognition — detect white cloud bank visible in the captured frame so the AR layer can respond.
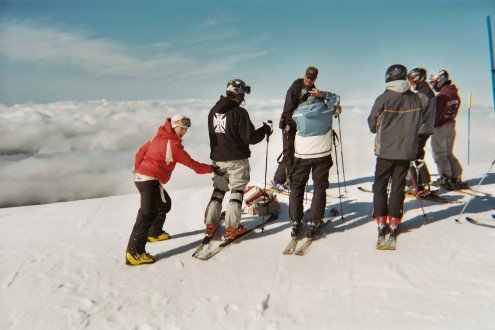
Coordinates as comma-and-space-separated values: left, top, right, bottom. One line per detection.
0, 98, 493, 208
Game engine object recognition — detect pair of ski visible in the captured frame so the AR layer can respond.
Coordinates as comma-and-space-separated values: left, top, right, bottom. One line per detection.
376, 225, 398, 250
357, 186, 460, 204
192, 214, 278, 260
283, 208, 340, 256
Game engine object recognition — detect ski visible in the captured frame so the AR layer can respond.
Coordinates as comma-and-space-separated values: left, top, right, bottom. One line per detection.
466, 217, 495, 229
266, 188, 343, 199
283, 238, 299, 255
375, 226, 389, 250
358, 186, 460, 204
294, 208, 339, 256
192, 234, 215, 258
194, 214, 278, 260
385, 231, 398, 250
283, 210, 310, 255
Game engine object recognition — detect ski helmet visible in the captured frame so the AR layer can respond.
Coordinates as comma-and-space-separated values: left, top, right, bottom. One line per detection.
407, 68, 427, 85
429, 70, 449, 91
171, 114, 191, 128
385, 64, 408, 83
226, 79, 251, 97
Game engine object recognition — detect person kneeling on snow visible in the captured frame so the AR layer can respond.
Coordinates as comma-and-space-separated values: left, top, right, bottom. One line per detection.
368, 64, 422, 244
290, 89, 341, 238
204, 79, 273, 240
126, 115, 219, 266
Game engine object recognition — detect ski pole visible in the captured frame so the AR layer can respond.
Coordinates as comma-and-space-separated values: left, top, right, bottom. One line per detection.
262, 120, 272, 229
408, 165, 428, 225
455, 160, 495, 222
337, 115, 347, 193
332, 130, 344, 219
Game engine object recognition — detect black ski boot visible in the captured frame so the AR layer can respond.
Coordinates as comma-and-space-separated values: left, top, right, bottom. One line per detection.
307, 222, 321, 238
291, 221, 302, 237
432, 174, 453, 190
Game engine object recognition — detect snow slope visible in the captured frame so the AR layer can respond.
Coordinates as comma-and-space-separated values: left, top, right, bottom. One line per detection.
1, 163, 495, 329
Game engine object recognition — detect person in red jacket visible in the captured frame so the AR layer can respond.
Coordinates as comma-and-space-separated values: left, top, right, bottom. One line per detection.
126, 114, 217, 266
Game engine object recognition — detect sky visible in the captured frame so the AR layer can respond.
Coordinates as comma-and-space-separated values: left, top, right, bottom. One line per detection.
1, 0, 495, 106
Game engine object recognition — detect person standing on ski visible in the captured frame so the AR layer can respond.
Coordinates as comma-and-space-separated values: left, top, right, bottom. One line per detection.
406, 68, 436, 194
272, 67, 318, 190
428, 70, 464, 190
368, 64, 422, 241
289, 89, 341, 238
126, 115, 216, 266
204, 79, 273, 240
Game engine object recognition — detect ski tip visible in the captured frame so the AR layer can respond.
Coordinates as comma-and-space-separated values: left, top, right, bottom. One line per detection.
465, 217, 478, 224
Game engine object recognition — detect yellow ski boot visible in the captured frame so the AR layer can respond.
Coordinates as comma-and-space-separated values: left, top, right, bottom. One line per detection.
125, 252, 155, 266
147, 231, 171, 243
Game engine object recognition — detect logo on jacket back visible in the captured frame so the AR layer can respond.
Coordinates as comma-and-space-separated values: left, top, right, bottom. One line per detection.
213, 113, 226, 133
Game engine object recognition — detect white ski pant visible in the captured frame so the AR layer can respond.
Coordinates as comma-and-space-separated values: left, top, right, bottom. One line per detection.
431, 121, 463, 179
204, 159, 250, 228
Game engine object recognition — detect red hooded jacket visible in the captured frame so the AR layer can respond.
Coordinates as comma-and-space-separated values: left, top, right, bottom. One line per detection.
434, 84, 461, 128
134, 120, 212, 184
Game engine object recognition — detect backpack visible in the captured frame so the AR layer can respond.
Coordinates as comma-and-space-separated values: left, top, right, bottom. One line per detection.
243, 186, 280, 216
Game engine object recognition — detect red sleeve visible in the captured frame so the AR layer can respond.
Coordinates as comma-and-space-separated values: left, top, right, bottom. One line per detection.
134, 140, 151, 170
171, 141, 212, 174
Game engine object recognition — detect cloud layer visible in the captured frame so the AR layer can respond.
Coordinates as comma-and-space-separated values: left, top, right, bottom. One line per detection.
1, 98, 494, 208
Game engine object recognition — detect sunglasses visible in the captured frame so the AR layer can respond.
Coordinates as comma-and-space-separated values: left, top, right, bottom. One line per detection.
305, 75, 316, 82
174, 117, 191, 128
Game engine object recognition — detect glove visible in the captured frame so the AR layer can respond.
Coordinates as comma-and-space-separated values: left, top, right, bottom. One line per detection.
263, 122, 273, 137
212, 165, 225, 176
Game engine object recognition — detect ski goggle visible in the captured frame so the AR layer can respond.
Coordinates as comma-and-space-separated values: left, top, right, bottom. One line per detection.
173, 117, 191, 128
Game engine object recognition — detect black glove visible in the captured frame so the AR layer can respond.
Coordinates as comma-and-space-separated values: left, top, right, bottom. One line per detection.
263, 122, 273, 137
212, 165, 225, 176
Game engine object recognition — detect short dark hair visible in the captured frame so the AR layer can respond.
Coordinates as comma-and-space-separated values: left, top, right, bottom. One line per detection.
305, 67, 318, 80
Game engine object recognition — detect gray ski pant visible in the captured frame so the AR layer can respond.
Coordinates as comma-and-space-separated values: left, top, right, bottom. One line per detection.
431, 122, 463, 179
204, 159, 250, 228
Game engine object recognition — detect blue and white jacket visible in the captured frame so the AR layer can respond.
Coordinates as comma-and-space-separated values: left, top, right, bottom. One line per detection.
292, 91, 340, 159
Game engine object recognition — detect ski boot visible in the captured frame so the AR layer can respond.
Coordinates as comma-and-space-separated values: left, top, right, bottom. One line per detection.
450, 177, 468, 190
126, 251, 155, 266
147, 230, 171, 242
375, 216, 389, 249
291, 221, 302, 237
205, 224, 219, 237
270, 181, 288, 192
307, 221, 321, 238
225, 224, 248, 240
385, 216, 401, 250
432, 174, 453, 190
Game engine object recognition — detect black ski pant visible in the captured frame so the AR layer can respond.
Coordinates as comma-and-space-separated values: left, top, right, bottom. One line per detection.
408, 134, 431, 188
373, 157, 409, 219
289, 155, 333, 226
273, 129, 296, 184
126, 180, 172, 254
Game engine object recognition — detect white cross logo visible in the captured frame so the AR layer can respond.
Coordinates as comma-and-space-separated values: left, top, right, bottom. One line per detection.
213, 113, 226, 133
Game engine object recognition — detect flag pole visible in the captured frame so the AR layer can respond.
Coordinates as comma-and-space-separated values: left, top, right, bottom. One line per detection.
487, 16, 495, 116
468, 92, 472, 164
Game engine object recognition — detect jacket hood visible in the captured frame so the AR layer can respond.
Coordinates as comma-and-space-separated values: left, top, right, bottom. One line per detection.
386, 80, 411, 93
214, 95, 240, 114
439, 84, 458, 96
157, 121, 180, 141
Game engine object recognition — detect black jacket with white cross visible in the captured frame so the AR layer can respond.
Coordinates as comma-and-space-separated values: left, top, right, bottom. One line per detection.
208, 95, 266, 162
